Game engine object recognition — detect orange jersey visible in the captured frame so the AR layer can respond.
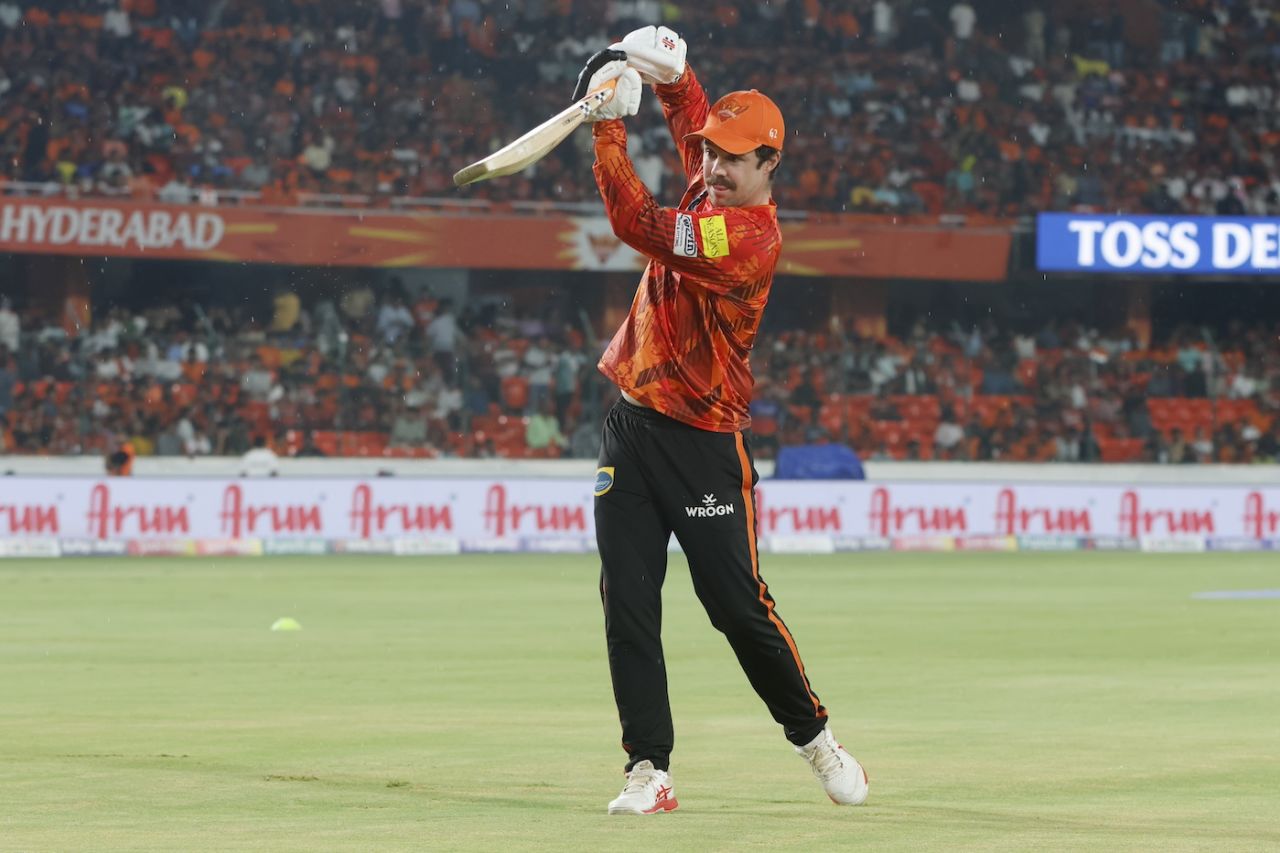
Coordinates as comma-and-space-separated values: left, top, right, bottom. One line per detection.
592, 68, 781, 433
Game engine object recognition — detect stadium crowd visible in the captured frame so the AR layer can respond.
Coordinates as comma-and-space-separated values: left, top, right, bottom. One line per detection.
1, 293, 1277, 465
4, 1, 1280, 216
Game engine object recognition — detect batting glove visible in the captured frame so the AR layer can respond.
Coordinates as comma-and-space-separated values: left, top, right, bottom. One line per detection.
572, 48, 626, 101
609, 25, 687, 85
572, 52, 642, 122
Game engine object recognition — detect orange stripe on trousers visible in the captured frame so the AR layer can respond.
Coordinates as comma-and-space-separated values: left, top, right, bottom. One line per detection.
734, 432, 825, 717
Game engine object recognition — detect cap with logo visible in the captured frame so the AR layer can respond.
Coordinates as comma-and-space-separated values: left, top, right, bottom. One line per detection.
686, 90, 783, 156
685, 89, 785, 155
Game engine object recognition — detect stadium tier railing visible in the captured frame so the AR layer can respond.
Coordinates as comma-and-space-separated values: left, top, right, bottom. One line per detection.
1, 181, 264, 206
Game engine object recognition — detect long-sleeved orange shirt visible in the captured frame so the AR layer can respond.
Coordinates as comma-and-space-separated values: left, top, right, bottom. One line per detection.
592, 67, 781, 432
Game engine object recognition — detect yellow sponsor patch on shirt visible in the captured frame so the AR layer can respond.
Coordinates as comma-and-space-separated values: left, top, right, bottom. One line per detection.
699, 214, 729, 259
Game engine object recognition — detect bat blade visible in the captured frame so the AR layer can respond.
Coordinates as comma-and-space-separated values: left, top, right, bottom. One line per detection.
453, 80, 618, 188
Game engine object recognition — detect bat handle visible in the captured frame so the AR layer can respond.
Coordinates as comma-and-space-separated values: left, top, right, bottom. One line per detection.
579, 78, 618, 119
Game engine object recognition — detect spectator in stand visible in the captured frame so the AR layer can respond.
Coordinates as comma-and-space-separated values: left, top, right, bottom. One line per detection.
5, 0, 1280, 217
897, 354, 935, 395
525, 399, 566, 452
554, 343, 585, 420
0, 298, 20, 352
434, 378, 464, 432
187, 427, 213, 456
523, 336, 554, 412
461, 372, 492, 418
1055, 425, 1083, 462
1191, 426, 1215, 463
241, 434, 280, 477
295, 432, 327, 457
376, 295, 415, 346
390, 402, 428, 447
426, 299, 462, 377
934, 405, 965, 459
271, 289, 301, 333
1167, 427, 1193, 464
790, 372, 822, 426
155, 422, 183, 456
1259, 425, 1280, 462
1, 295, 1276, 466
240, 355, 275, 400
570, 408, 603, 459
949, 2, 977, 44
105, 435, 135, 475
0, 347, 15, 417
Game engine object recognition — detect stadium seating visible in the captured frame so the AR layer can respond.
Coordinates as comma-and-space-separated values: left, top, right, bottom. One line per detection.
5, 2, 1280, 217
0, 292, 1277, 465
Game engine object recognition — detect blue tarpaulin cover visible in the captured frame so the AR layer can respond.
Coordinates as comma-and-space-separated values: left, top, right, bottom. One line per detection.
773, 444, 865, 480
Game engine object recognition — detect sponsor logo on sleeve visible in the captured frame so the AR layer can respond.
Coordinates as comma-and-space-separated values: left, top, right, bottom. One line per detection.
674, 213, 697, 257
594, 466, 615, 497
699, 214, 729, 258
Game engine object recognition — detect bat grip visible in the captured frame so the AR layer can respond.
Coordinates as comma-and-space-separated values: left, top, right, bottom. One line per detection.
570, 48, 627, 101
580, 78, 618, 118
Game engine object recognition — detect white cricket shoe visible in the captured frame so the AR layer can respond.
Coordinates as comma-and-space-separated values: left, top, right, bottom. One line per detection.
795, 727, 869, 806
606, 760, 678, 815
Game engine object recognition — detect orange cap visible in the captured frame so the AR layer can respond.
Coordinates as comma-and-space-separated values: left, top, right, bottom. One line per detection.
685, 89, 785, 155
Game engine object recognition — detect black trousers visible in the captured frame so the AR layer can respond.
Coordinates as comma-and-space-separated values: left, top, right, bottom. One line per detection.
595, 399, 828, 772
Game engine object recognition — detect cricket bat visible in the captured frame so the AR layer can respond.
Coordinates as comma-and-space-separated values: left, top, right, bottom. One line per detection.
452, 80, 618, 187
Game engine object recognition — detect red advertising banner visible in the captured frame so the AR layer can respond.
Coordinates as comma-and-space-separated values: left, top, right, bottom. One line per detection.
0, 197, 1011, 280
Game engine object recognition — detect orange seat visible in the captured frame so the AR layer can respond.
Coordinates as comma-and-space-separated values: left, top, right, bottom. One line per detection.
472, 414, 500, 434
172, 383, 198, 407
495, 433, 527, 458
1096, 437, 1138, 462
342, 431, 389, 456
312, 431, 339, 456
847, 395, 874, 410
818, 402, 845, 434
501, 375, 530, 411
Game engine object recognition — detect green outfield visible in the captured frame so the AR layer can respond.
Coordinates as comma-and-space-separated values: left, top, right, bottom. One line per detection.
1, 553, 1277, 852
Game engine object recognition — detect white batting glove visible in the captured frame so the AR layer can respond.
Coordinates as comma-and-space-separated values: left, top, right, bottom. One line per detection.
609, 25, 687, 85
584, 60, 643, 122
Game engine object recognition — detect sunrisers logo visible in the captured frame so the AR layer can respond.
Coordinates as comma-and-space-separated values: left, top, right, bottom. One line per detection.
686, 493, 735, 518
716, 101, 749, 121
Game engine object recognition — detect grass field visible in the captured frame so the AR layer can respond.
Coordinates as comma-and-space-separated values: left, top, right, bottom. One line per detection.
2, 552, 1278, 852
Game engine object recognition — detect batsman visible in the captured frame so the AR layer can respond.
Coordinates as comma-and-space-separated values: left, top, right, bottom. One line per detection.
578, 26, 871, 815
